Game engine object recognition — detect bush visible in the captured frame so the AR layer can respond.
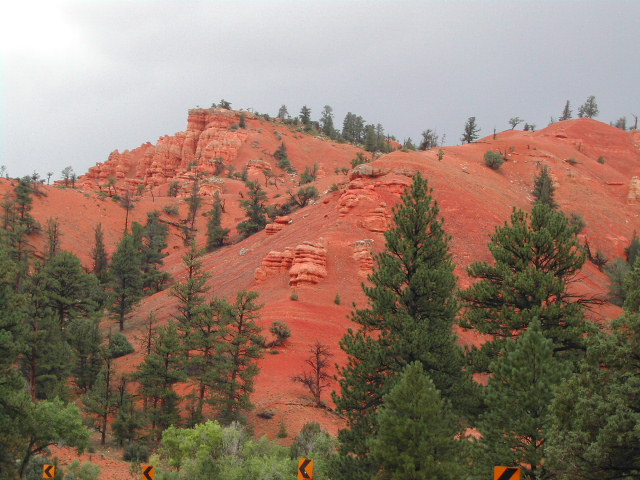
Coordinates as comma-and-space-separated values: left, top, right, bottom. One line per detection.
334, 293, 341, 305
597, 156, 606, 164
64, 460, 101, 480
569, 212, 586, 233
351, 152, 369, 168
109, 332, 135, 358
565, 157, 578, 165
163, 205, 179, 215
123, 443, 150, 462
484, 150, 504, 170
168, 181, 180, 197
277, 421, 288, 438
290, 290, 299, 301
269, 321, 292, 347
257, 410, 275, 419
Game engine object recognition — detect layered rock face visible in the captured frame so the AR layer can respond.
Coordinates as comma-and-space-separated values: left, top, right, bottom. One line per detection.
79, 108, 251, 192
254, 239, 328, 287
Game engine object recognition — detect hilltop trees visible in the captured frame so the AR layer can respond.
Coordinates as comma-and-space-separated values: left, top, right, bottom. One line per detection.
237, 180, 268, 237
461, 116, 480, 143
559, 100, 573, 121
578, 95, 599, 118
333, 173, 477, 477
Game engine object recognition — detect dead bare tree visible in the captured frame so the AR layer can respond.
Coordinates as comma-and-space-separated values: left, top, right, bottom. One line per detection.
292, 341, 333, 408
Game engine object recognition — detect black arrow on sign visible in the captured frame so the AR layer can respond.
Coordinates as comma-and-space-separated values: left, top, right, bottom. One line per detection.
497, 467, 519, 480
143, 466, 154, 480
299, 459, 312, 479
44, 465, 54, 478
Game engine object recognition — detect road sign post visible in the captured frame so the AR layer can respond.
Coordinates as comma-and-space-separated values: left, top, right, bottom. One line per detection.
142, 465, 155, 480
298, 458, 314, 479
494, 466, 521, 480
43, 464, 56, 478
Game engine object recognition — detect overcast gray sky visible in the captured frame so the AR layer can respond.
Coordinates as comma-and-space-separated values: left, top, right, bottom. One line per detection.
1, 0, 639, 179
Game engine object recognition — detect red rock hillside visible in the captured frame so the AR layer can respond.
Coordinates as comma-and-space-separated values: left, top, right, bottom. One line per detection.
9, 109, 639, 478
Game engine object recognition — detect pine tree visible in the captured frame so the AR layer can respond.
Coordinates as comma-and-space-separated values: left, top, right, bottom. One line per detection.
170, 242, 211, 355
237, 181, 268, 237
109, 234, 143, 331
44, 217, 61, 260
333, 173, 478, 477
368, 362, 467, 480
91, 223, 110, 284
559, 100, 572, 121
140, 211, 170, 292
461, 116, 480, 143
623, 256, 640, 313
299, 105, 312, 126
320, 105, 336, 138
460, 204, 591, 372
206, 196, 230, 251
532, 165, 558, 209
214, 291, 264, 424
83, 346, 117, 445
277, 105, 289, 119
578, 95, 599, 118
135, 322, 185, 440
66, 316, 102, 392
475, 319, 569, 480
547, 311, 640, 479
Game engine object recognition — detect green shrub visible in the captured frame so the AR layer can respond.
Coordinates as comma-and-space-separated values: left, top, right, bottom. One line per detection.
565, 157, 578, 165
290, 290, 299, 301
257, 410, 275, 419
64, 460, 101, 480
168, 181, 180, 197
597, 156, 606, 164
163, 205, 179, 215
269, 321, 292, 346
334, 293, 341, 305
277, 421, 288, 438
109, 332, 135, 358
351, 152, 369, 168
330, 183, 339, 192
123, 443, 149, 462
484, 150, 505, 170
569, 212, 586, 233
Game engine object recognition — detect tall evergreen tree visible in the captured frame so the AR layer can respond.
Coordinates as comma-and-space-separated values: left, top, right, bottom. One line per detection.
276, 104, 289, 119
578, 95, 599, 118
214, 291, 264, 424
91, 223, 110, 284
109, 234, 143, 331
547, 310, 640, 479
299, 105, 312, 126
532, 165, 558, 209
171, 242, 211, 356
206, 195, 230, 251
460, 204, 592, 372
333, 173, 478, 477
559, 100, 572, 121
460, 116, 480, 143
320, 105, 336, 138
623, 256, 640, 313
66, 316, 102, 392
474, 319, 569, 480
135, 322, 185, 440
83, 345, 117, 445
237, 181, 268, 237
368, 362, 467, 480
342, 112, 366, 144
140, 211, 170, 292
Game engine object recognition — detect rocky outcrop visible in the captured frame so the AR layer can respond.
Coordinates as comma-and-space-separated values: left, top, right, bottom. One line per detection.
79, 108, 252, 191
265, 216, 292, 236
352, 239, 374, 277
359, 205, 391, 232
254, 248, 295, 283
289, 240, 328, 287
628, 176, 640, 204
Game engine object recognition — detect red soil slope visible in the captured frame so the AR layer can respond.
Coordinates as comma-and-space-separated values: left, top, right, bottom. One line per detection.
13, 111, 639, 476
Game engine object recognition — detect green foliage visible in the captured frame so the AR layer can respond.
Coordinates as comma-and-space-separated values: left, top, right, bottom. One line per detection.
140, 211, 171, 292
168, 181, 180, 197
334, 293, 341, 305
108, 233, 143, 331
484, 150, 504, 170
532, 165, 558, 208
333, 173, 477, 476
547, 312, 640, 479
350, 152, 369, 168
473, 320, 569, 480
368, 362, 467, 480
342, 112, 366, 144
238, 113, 247, 129
565, 157, 578, 165
597, 156, 606, 164
163, 205, 179, 215
206, 196, 230, 251
320, 105, 337, 138
91, 223, 110, 285
559, 100, 572, 121
109, 331, 134, 358
419, 129, 439, 150
237, 181, 268, 238
290, 289, 298, 301
124, 443, 150, 462
578, 95, 599, 118
277, 420, 288, 438
268, 320, 291, 347
460, 204, 591, 372
461, 116, 480, 143
64, 460, 101, 480
299, 164, 318, 185
624, 257, 640, 313
568, 212, 586, 233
